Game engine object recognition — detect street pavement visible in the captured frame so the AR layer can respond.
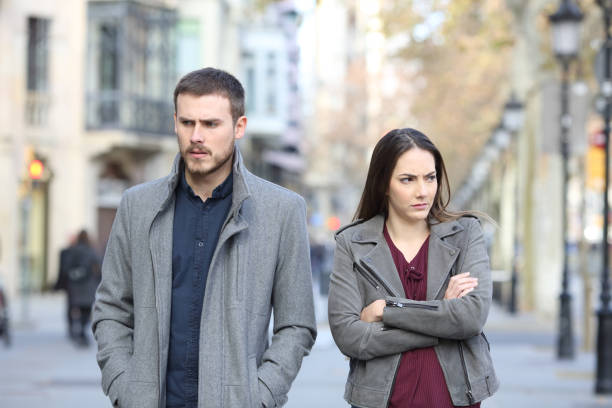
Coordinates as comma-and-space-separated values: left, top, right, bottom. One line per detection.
1, 293, 612, 407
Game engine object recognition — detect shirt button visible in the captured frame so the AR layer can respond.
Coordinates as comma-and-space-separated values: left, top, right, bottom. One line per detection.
197, 241, 204, 247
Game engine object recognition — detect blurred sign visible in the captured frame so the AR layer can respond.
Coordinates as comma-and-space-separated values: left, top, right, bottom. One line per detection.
590, 129, 606, 148
586, 136, 605, 191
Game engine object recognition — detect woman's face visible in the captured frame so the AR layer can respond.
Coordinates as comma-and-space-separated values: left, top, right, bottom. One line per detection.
387, 147, 438, 225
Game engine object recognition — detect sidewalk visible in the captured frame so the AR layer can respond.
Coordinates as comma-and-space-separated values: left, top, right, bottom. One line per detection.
482, 305, 612, 407
0, 293, 107, 407
1, 293, 612, 407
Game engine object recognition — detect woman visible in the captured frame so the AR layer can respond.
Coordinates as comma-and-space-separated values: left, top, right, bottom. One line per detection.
328, 128, 498, 408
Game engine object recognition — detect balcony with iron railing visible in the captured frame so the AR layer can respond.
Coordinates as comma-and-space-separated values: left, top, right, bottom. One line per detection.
85, 91, 173, 135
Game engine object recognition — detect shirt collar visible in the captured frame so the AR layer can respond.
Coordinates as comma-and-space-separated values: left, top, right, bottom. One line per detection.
179, 167, 233, 201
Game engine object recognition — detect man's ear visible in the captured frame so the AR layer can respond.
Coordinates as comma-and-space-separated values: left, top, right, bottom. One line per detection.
234, 116, 247, 140
173, 113, 178, 134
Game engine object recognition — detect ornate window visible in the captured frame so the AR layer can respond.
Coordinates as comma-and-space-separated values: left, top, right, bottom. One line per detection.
86, 1, 176, 135
25, 17, 51, 125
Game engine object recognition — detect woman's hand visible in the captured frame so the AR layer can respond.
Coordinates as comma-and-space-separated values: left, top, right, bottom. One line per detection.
444, 272, 478, 299
360, 299, 386, 322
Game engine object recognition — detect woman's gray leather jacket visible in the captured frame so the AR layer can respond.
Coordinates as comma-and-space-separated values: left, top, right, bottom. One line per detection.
328, 215, 499, 407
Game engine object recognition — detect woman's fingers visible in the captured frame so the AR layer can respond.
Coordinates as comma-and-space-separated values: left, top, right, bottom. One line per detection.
360, 299, 386, 322
444, 272, 479, 299
458, 287, 475, 298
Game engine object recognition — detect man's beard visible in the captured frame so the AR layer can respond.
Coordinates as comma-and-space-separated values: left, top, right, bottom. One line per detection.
183, 142, 235, 178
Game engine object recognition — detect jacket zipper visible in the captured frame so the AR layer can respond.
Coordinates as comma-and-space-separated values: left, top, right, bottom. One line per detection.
358, 260, 400, 297
354, 262, 381, 291
481, 332, 490, 351
458, 341, 474, 404
385, 300, 438, 310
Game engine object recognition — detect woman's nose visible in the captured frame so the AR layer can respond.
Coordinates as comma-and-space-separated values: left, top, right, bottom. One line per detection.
416, 180, 427, 196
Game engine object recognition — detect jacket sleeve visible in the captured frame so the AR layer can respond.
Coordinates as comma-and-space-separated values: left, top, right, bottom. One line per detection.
91, 192, 134, 406
328, 232, 439, 361
382, 218, 492, 340
257, 196, 317, 408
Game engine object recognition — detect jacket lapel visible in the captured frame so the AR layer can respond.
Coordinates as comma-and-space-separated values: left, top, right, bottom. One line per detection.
427, 221, 462, 300
146, 154, 180, 390
353, 215, 406, 298
360, 242, 406, 298
213, 148, 251, 252
351, 215, 464, 300
149, 202, 175, 383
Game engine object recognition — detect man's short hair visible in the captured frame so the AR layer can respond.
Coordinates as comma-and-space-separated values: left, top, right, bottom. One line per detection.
173, 67, 245, 123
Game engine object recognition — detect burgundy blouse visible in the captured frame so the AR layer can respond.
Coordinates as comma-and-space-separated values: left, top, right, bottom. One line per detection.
383, 226, 480, 408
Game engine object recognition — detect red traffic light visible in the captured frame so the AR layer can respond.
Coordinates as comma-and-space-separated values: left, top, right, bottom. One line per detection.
29, 159, 44, 180
326, 216, 341, 231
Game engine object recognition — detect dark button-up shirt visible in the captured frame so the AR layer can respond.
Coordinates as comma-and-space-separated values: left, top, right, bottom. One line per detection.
166, 168, 233, 408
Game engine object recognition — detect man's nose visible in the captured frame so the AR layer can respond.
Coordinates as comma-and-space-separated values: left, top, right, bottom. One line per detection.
190, 123, 204, 144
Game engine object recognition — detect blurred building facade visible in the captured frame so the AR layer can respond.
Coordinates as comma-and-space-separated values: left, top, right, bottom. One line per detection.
1, 0, 91, 298
239, 0, 306, 193
302, 0, 387, 243
0, 0, 306, 299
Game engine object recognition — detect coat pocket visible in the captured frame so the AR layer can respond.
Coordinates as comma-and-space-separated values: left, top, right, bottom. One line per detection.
248, 356, 261, 406
121, 381, 158, 408
224, 384, 250, 407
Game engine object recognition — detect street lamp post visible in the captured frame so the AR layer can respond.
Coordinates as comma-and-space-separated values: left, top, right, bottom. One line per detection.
502, 94, 525, 314
595, 0, 612, 394
549, 0, 583, 360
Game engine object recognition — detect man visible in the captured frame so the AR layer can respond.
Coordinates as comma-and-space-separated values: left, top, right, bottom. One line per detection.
56, 230, 101, 346
92, 68, 316, 408
54, 235, 76, 337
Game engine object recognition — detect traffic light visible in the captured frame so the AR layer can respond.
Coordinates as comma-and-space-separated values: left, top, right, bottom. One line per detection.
326, 216, 341, 231
29, 159, 44, 180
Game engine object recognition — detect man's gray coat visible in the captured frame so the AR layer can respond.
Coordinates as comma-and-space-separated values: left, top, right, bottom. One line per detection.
92, 149, 317, 407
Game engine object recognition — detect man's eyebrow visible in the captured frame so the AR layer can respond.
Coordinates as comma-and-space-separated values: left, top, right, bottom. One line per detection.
177, 116, 221, 122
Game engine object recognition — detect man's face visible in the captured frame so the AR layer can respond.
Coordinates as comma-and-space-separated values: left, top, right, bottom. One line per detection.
174, 93, 246, 180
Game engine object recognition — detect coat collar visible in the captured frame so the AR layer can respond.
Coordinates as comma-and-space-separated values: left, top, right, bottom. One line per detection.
347, 214, 464, 299
155, 144, 252, 218
348, 214, 465, 243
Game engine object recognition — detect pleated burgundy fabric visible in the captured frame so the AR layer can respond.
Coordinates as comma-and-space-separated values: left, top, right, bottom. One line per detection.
383, 226, 480, 408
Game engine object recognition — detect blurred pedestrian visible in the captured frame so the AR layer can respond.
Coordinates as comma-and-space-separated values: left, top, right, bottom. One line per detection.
54, 233, 75, 337
0, 237, 10, 346
92, 67, 316, 407
328, 128, 498, 407
60, 230, 100, 346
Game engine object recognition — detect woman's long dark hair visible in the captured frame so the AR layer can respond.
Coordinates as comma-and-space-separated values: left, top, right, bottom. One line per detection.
354, 128, 468, 223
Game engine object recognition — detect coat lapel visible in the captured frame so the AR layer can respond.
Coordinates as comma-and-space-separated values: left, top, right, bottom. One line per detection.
350, 215, 464, 300
427, 221, 462, 300
360, 241, 406, 298
149, 202, 175, 383
352, 215, 405, 298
